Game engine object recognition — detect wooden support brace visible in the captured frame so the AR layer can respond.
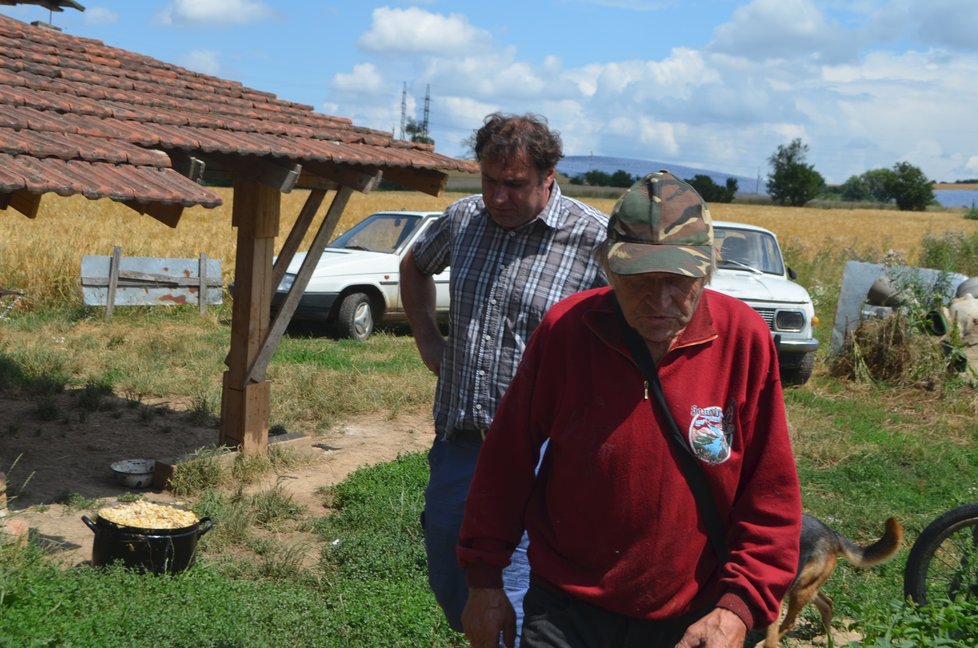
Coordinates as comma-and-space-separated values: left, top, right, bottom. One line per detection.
245, 186, 355, 386
272, 188, 326, 291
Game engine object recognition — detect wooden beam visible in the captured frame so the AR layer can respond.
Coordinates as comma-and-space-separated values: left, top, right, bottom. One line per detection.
294, 170, 339, 191
0, 189, 42, 218
245, 186, 354, 385
301, 161, 382, 193
380, 166, 448, 196
272, 188, 326, 291
123, 200, 184, 228
205, 153, 302, 194
221, 178, 280, 453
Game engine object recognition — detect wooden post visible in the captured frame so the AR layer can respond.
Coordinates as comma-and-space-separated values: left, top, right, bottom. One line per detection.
220, 178, 280, 454
104, 245, 122, 322
198, 252, 208, 315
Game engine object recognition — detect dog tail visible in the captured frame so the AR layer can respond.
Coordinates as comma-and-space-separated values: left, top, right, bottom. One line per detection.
836, 517, 904, 568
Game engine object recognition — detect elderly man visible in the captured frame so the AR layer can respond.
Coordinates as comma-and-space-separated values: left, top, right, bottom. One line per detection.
458, 171, 802, 648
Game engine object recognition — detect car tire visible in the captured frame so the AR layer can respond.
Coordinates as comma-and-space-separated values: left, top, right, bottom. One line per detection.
781, 350, 815, 386
336, 292, 374, 341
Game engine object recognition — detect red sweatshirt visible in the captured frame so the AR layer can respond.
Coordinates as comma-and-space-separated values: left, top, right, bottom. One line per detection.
458, 286, 801, 630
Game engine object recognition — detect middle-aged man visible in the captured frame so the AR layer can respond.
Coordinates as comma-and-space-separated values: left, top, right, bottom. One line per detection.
399, 112, 610, 643
457, 171, 802, 648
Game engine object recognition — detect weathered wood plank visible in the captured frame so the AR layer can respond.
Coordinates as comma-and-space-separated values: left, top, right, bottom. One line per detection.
81, 254, 223, 307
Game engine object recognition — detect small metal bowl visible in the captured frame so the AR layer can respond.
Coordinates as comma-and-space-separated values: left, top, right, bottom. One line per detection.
110, 459, 156, 489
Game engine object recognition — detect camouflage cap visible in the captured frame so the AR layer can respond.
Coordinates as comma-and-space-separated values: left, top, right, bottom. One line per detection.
605, 170, 713, 277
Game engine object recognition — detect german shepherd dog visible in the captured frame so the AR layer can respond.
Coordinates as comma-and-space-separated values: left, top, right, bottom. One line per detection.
761, 514, 904, 647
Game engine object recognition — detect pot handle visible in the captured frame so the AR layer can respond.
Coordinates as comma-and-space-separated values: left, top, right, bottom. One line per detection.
196, 517, 215, 537
81, 515, 99, 533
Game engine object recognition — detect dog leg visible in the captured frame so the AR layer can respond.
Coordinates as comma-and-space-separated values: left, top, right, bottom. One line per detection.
813, 591, 834, 647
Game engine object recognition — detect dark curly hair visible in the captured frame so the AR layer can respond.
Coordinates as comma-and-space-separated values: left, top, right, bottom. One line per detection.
473, 112, 563, 172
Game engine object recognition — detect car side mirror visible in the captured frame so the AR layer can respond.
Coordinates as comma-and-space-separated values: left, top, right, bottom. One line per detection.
787, 267, 797, 280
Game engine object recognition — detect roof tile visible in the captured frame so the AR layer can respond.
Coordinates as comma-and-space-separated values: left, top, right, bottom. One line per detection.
0, 13, 476, 210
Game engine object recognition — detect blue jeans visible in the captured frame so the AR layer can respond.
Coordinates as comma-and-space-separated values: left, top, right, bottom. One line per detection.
423, 435, 530, 646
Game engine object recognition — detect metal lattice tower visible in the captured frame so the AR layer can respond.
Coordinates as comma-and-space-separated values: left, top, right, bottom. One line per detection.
421, 84, 430, 139
399, 82, 407, 140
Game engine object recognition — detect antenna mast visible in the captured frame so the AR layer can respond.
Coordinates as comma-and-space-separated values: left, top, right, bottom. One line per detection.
421, 84, 430, 140
399, 82, 407, 140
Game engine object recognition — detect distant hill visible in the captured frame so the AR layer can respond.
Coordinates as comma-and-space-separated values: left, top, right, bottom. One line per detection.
557, 155, 765, 195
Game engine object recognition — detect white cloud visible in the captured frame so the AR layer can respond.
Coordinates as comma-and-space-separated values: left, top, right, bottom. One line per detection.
357, 7, 492, 56
332, 63, 386, 94
710, 0, 862, 64
317, 1, 978, 184
155, 0, 275, 27
178, 49, 221, 76
83, 7, 118, 26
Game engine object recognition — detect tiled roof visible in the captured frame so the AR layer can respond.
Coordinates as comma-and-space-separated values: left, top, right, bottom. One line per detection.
0, 14, 477, 212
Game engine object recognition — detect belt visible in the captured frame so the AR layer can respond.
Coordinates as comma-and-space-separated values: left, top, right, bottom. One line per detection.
445, 428, 487, 443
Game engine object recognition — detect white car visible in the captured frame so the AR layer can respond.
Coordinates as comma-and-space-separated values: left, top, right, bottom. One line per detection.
273, 210, 449, 340
709, 220, 820, 385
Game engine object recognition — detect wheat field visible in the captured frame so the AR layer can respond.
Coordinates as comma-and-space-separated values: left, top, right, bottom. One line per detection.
1, 186, 976, 307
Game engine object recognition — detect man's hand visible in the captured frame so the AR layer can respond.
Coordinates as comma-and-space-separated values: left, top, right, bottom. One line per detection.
674, 607, 746, 648
461, 587, 517, 648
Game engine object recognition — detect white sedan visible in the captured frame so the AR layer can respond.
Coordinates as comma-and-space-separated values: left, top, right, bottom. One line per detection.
273, 210, 449, 341
708, 220, 820, 385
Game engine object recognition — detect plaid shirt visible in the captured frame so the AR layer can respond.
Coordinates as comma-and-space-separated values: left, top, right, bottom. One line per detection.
411, 183, 608, 436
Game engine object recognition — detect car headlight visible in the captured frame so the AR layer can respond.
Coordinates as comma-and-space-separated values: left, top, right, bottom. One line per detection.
278, 273, 295, 292
774, 310, 805, 332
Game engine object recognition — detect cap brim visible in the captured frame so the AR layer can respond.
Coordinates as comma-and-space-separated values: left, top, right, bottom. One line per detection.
606, 241, 713, 277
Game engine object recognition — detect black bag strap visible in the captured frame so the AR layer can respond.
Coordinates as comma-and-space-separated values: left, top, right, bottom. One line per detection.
614, 300, 730, 562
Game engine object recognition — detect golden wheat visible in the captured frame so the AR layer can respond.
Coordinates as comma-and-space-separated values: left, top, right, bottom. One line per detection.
1, 188, 975, 307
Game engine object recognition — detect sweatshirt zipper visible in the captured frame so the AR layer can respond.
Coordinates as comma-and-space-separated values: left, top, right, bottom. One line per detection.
643, 379, 649, 400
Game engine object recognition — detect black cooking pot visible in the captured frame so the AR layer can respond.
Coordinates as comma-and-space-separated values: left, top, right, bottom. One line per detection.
82, 507, 214, 574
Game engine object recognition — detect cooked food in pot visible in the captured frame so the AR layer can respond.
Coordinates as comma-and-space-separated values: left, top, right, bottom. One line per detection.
98, 501, 198, 529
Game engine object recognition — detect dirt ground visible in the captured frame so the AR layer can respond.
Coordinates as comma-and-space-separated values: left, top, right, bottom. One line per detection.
0, 392, 855, 647
0, 390, 433, 568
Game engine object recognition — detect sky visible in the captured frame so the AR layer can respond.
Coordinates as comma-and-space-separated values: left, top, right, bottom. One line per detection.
3, 0, 978, 185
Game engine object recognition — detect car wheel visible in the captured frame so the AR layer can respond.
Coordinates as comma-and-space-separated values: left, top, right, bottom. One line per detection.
336, 292, 374, 341
781, 351, 815, 386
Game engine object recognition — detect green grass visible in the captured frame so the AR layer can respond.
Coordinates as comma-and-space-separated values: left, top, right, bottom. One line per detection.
3, 233, 978, 644
0, 453, 463, 647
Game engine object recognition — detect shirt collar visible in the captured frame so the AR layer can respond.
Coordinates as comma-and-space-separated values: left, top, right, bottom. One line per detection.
585, 287, 718, 359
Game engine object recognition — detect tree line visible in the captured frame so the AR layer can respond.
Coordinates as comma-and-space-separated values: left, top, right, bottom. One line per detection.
767, 139, 935, 211
568, 169, 740, 204
567, 138, 938, 212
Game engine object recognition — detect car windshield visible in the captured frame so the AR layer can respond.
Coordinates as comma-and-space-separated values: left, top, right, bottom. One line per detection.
328, 213, 422, 253
714, 227, 785, 275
